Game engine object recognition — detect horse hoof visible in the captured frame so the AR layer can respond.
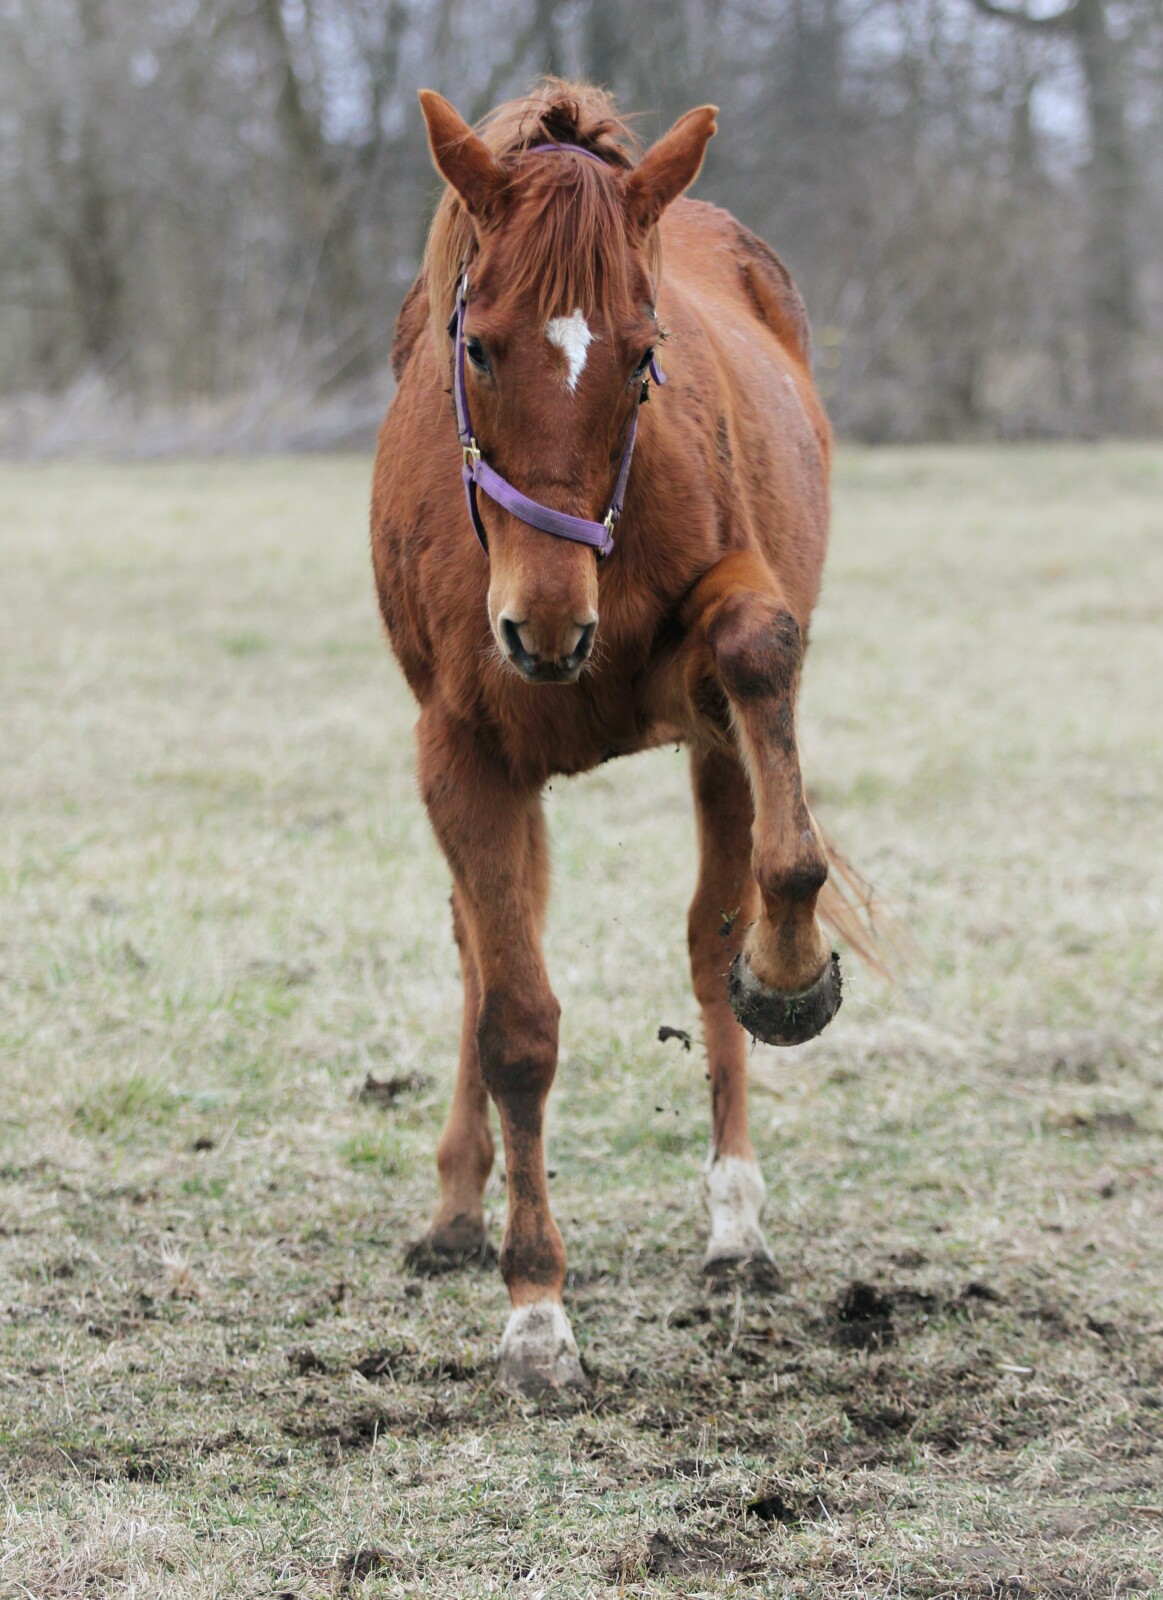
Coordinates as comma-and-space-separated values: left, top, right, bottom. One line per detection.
703, 1250, 784, 1295
404, 1217, 497, 1277
728, 949, 842, 1046
497, 1302, 587, 1398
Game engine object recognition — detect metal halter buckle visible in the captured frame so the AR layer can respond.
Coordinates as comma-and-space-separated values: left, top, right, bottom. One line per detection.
462, 440, 481, 471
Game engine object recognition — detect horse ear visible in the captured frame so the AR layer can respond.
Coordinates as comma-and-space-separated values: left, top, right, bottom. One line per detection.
623, 105, 718, 237
418, 89, 506, 225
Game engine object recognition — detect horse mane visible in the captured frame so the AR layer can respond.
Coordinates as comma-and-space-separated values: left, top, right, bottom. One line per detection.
422, 79, 661, 369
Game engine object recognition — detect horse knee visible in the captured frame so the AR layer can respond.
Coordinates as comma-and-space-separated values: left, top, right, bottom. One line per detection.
707, 595, 802, 702
476, 987, 560, 1105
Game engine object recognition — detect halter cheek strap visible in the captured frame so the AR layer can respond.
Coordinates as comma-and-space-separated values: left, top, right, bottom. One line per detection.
448, 141, 666, 560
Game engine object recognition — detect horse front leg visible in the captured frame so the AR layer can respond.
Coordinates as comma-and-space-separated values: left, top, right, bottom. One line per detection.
688, 744, 781, 1287
683, 553, 842, 1047
416, 705, 584, 1397
405, 888, 496, 1272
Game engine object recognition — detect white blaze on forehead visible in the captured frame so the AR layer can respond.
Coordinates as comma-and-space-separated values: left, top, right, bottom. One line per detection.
545, 308, 593, 391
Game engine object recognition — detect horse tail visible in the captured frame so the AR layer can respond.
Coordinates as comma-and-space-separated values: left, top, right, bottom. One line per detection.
815, 826, 911, 985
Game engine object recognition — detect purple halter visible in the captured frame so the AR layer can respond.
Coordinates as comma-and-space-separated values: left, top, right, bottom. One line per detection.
448, 141, 666, 560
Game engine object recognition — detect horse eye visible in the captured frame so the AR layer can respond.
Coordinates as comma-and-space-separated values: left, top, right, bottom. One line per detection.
632, 346, 654, 379
466, 337, 490, 373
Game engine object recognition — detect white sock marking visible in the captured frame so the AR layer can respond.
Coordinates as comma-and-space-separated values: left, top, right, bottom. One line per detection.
499, 1300, 577, 1360
497, 1299, 583, 1391
545, 308, 593, 391
700, 1151, 769, 1262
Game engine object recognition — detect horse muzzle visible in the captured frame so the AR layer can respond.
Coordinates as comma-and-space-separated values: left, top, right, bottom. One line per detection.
499, 615, 596, 684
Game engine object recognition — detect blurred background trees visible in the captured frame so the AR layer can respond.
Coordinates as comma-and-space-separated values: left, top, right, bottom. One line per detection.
1, 0, 1160, 444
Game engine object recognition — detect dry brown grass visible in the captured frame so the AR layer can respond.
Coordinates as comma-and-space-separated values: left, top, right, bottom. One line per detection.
1, 447, 1160, 1597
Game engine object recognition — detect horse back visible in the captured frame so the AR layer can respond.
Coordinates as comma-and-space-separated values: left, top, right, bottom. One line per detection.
657, 200, 831, 618
663, 201, 813, 370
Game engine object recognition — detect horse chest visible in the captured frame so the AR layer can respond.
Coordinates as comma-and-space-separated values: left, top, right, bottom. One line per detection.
490, 663, 673, 781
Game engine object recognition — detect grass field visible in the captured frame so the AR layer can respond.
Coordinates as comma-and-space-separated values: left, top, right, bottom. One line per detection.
1, 447, 1161, 1598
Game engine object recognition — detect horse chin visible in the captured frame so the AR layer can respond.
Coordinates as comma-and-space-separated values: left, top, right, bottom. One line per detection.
504, 656, 585, 686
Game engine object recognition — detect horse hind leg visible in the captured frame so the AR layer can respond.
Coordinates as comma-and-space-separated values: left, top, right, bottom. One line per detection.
405, 889, 496, 1274
688, 745, 782, 1290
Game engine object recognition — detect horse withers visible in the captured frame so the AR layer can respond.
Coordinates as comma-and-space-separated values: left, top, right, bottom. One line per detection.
371, 81, 848, 1396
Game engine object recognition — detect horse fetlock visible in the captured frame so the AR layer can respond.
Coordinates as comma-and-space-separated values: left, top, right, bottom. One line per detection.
729, 946, 843, 1047
405, 1214, 497, 1276
753, 848, 828, 914
497, 1300, 587, 1397
498, 1221, 565, 1298
744, 895, 832, 991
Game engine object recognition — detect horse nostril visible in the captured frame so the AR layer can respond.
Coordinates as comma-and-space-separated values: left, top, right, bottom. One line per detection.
500, 617, 539, 668
570, 621, 597, 665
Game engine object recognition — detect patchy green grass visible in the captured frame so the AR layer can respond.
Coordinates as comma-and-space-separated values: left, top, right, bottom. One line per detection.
1, 448, 1161, 1598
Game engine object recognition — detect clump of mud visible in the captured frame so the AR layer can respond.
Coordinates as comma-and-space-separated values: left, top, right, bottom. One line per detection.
834, 1280, 895, 1349
335, 1546, 392, 1581
356, 1071, 433, 1107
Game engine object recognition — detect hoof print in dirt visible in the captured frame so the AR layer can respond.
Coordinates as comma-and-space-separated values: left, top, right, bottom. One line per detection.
497, 1303, 588, 1400
728, 950, 842, 1047
702, 1252, 784, 1296
403, 1222, 497, 1277
286, 1346, 330, 1376
834, 1280, 895, 1349
614, 1531, 761, 1584
746, 1487, 807, 1526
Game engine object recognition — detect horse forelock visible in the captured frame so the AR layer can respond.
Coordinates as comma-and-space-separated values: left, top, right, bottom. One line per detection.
423, 79, 660, 362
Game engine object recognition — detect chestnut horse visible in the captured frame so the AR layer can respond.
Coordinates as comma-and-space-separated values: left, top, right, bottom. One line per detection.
372, 81, 854, 1395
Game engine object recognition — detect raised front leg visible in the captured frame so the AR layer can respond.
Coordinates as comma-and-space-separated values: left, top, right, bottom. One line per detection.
416, 704, 584, 1396
683, 553, 842, 1046
405, 889, 496, 1273
688, 745, 780, 1286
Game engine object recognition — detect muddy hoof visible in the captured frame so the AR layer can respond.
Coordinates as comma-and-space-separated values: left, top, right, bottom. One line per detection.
404, 1218, 497, 1277
703, 1251, 784, 1295
497, 1302, 588, 1399
728, 949, 842, 1046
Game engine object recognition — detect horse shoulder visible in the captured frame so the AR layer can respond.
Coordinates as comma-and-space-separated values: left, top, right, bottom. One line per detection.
371, 377, 447, 702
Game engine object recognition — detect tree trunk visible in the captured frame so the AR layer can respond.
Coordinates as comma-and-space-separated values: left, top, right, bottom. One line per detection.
968, 0, 1138, 430
1073, 0, 1136, 428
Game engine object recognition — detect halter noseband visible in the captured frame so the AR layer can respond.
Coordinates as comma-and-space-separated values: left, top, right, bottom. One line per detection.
448, 141, 666, 561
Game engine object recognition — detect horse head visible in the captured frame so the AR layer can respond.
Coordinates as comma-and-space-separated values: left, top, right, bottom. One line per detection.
418, 85, 716, 684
